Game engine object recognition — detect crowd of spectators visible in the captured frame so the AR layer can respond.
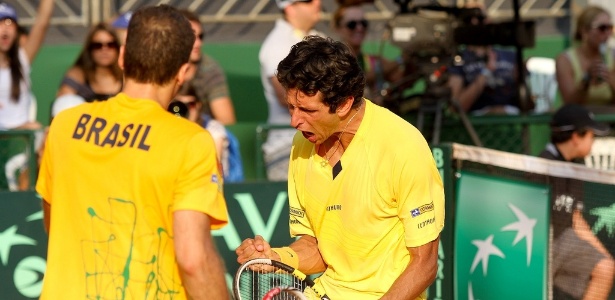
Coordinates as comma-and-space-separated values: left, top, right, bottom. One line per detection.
1, 1, 615, 186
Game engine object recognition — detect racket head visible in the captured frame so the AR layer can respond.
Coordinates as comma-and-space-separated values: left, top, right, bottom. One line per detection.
233, 258, 329, 300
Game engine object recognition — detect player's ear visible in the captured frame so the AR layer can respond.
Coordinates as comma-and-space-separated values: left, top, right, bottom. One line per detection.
336, 96, 355, 118
176, 63, 190, 86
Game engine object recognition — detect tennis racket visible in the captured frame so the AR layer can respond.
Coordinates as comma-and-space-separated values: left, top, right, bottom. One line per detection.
233, 258, 330, 300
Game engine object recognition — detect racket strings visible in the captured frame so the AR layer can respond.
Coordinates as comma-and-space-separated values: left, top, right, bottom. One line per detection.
237, 263, 306, 300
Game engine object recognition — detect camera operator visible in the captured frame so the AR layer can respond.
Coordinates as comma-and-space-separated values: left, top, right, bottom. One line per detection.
447, 4, 520, 115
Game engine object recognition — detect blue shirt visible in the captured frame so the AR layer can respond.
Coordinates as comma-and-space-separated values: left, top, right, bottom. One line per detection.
449, 48, 518, 112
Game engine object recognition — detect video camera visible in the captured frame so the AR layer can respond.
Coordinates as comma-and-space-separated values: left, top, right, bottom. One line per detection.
383, 0, 535, 115
382, 0, 536, 145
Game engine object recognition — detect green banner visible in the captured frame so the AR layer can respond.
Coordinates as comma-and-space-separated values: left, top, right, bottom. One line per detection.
212, 181, 295, 288
0, 183, 294, 299
0, 149, 456, 299
0, 192, 47, 299
454, 171, 549, 299
428, 145, 454, 300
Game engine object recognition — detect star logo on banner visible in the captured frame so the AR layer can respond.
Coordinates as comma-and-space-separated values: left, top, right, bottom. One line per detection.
501, 203, 537, 266
470, 234, 505, 276
590, 203, 615, 238
0, 225, 36, 266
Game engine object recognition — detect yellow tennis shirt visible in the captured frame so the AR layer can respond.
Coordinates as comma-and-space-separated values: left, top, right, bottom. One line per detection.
36, 93, 228, 299
288, 99, 445, 299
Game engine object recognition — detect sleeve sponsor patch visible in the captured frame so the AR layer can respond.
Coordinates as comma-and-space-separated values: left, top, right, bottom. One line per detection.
411, 202, 434, 218
289, 206, 305, 218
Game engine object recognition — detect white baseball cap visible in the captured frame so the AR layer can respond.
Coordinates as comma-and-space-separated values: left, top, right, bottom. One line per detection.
275, 0, 313, 9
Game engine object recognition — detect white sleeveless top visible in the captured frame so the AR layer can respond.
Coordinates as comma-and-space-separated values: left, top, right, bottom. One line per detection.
0, 48, 32, 130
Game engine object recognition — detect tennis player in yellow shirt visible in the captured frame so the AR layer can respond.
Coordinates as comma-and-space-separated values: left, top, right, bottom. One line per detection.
37, 5, 229, 299
236, 36, 445, 299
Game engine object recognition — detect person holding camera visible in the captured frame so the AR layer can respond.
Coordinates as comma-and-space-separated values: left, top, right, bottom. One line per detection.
555, 5, 615, 107
447, 5, 520, 115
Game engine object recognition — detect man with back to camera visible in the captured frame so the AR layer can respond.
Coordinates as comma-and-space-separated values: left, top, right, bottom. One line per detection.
36, 5, 229, 299
260, 0, 323, 181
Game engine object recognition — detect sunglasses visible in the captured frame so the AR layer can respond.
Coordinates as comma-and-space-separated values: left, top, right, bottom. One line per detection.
345, 19, 368, 30
90, 41, 119, 51
593, 24, 614, 33
185, 100, 199, 108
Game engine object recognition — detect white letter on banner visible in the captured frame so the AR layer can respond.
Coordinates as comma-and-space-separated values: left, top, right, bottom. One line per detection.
236, 192, 288, 241
212, 216, 242, 250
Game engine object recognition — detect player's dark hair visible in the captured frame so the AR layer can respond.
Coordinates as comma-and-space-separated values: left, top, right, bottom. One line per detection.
276, 35, 365, 113
551, 128, 589, 144
123, 5, 195, 85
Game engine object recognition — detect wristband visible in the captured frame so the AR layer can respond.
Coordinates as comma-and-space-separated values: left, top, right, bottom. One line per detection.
271, 247, 299, 269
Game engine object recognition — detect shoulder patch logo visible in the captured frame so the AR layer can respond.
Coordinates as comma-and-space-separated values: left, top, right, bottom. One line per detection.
411, 202, 434, 218
289, 206, 305, 218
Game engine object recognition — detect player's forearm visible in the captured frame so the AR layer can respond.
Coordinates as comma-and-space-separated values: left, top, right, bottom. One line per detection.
381, 265, 436, 300
179, 250, 229, 299
381, 238, 439, 300
290, 235, 327, 275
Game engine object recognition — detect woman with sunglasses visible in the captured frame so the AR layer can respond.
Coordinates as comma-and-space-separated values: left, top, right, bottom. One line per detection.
556, 5, 615, 106
332, 3, 403, 105
56, 22, 122, 103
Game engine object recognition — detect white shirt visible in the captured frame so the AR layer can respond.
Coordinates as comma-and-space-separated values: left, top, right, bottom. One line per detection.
259, 18, 321, 125
0, 48, 32, 130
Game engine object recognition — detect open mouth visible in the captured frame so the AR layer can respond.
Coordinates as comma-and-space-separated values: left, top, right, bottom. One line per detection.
302, 131, 316, 142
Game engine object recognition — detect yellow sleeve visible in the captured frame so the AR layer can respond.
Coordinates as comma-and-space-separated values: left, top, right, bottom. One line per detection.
288, 135, 315, 238
173, 131, 228, 230
396, 137, 445, 247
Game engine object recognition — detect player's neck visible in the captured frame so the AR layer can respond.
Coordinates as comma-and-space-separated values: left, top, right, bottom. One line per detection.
122, 79, 177, 108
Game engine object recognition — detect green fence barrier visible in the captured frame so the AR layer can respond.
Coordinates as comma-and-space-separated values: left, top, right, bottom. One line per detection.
0, 130, 38, 191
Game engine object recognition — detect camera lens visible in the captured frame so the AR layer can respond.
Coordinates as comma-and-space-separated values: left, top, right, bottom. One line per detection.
167, 100, 189, 118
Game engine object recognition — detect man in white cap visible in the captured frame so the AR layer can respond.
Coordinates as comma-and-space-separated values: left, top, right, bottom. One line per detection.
260, 0, 322, 181
111, 11, 132, 44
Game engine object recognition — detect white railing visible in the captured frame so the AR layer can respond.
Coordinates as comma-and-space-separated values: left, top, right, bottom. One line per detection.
8, 0, 570, 27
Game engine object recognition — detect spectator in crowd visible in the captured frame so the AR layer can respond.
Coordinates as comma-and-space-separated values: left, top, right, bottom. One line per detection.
539, 104, 615, 300
172, 84, 245, 183
18, 25, 28, 47
56, 22, 122, 102
0, 0, 54, 191
447, 4, 519, 115
332, 3, 404, 105
179, 9, 236, 125
260, 0, 323, 181
236, 36, 444, 299
0, 0, 53, 130
556, 5, 615, 106
37, 5, 229, 299
111, 11, 132, 44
